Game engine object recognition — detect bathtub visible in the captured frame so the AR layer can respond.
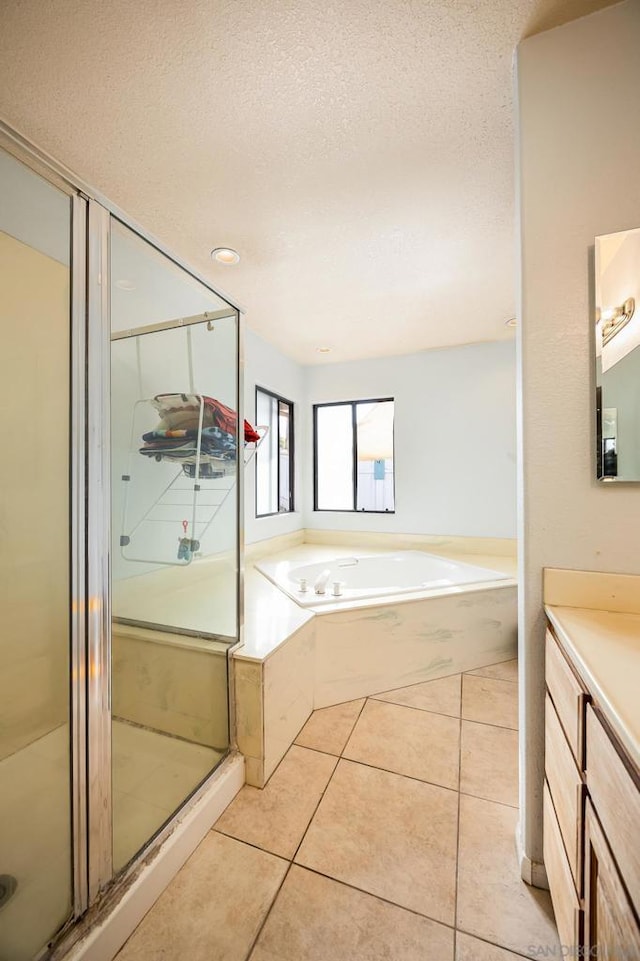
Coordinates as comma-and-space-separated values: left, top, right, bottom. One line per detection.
257, 550, 510, 608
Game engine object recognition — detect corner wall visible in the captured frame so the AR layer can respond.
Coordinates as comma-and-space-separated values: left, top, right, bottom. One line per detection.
303, 341, 517, 539
516, 0, 640, 877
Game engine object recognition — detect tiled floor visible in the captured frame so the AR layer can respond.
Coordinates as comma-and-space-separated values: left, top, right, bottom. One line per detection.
116, 659, 560, 961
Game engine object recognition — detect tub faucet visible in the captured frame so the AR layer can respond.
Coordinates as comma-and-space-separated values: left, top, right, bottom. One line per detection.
314, 569, 332, 594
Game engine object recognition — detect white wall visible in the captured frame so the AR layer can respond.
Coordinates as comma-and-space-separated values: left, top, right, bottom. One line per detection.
244, 329, 305, 544
303, 341, 517, 538
517, 0, 640, 876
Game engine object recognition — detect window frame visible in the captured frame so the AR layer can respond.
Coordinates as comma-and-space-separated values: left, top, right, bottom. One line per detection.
313, 396, 395, 513
255, 385, 295, 518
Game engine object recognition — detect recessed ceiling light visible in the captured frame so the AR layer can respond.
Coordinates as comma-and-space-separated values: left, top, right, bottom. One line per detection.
315, 346, 332, 353
505, 317, 517, 328
115, 279, 136, 291
211, 247, 240, 265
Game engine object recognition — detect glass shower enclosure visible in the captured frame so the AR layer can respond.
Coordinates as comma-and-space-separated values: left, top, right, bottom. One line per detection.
0, 127, 242, 959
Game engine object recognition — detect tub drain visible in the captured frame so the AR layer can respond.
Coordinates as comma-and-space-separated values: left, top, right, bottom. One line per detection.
0, 875, 17, 909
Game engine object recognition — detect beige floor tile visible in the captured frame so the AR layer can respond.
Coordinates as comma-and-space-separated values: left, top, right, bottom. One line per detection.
373, 673, 461, 717
460, 720, 519, 807
116, 832, 287, 961
456, 932, 527, 961
215, 745, 337, 858
343, 699, 460, 789
467, 660, 518, 683
295, 759, 458, 924
250, 865, 454, 961
462, 675, 518, 730
295, 698, 365, 755
457, 795, 559, 959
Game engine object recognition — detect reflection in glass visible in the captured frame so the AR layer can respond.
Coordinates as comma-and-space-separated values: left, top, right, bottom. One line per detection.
356, 401, 395, 512
0, 148, 73, 959
315, 404, 354, 510
595, 227, 640, 481
110, 220, 238, 871
314, 399, 395, 511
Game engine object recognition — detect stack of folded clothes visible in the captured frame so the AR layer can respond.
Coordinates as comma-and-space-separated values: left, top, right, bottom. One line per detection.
139, 393, 260, 471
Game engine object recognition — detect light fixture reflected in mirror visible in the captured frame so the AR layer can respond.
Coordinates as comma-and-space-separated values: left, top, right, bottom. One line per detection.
596, 297, 635, 345
594, 224, 640, 483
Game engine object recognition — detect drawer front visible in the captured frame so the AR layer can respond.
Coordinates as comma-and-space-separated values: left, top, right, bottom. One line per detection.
586, 705, 640, 910
584, 800, 640, 961
545, 694, 584, 890
545, 629, 587, 768
543, 783, 582, 954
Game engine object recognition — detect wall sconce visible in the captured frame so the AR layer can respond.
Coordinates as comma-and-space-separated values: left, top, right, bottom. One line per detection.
597, 297, 635, 345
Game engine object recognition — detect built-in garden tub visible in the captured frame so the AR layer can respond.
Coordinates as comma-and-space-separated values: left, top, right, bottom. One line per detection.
254, 548, 518, 707
258, 549, 511, 607
237, 546, 517, 785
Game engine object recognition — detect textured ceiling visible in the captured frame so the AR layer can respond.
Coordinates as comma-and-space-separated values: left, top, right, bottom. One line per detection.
0, 0, 619, 364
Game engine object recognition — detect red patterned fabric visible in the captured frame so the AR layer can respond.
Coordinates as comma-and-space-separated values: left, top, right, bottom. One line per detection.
153, 393, 260, 443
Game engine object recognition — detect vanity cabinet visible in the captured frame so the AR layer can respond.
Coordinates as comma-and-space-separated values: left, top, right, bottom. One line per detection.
544, 626, 640, 958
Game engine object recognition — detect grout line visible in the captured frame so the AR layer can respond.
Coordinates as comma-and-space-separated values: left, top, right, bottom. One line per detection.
464, 672, 519, 687
292, 743, 342, 760
336, 752, 460, 796
243, 860, 294, 961
258, 735, 313, 788
339, 695, 369, 755
294, 862, 457, 931
370, 696, 462, 722
458, 790, 519, 810
211, 826, 292, 862
461, 716, 518, 732
455, 927, 539, 960
452, 672, 463, 961
289, 751, 341, 864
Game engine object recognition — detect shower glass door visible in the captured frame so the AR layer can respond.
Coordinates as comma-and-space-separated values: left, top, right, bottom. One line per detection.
109, 219, 240, 871
0, 126, 243, 955
0, 148, 74, 958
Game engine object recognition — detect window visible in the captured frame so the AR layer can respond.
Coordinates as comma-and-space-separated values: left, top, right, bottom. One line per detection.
313, 398, 395, 512
255, 387, 294, 516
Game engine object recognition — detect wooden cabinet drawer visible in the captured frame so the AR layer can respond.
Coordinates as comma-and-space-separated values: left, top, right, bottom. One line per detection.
586, 705, 640, 911
543, 782, 582, 953
545, 629, 587, 768
545, 694, 584, 891
584, 800, 640, 961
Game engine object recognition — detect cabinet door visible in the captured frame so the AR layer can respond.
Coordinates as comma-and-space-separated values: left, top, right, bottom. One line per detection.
545, 629, 588, 768
545, 694, 584, 890
584, 801, 640, 961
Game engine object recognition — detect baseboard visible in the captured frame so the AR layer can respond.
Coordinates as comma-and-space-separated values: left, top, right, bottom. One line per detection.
302, 528, 517, 557
516, 818, 549, 889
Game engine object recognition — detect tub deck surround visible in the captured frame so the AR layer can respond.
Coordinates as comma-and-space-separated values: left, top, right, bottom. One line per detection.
543, 567, 640, 771
312, 584, 517, 708
256, 550, 512, 608
236, 540, 517, 787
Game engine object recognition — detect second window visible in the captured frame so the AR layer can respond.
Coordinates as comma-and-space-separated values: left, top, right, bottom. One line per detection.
313, 398, 395, 512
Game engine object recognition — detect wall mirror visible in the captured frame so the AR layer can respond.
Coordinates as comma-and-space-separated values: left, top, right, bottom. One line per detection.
595, 226, 640, 482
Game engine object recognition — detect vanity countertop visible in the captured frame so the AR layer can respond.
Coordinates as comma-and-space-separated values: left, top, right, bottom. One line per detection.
545, 604, 640, 771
